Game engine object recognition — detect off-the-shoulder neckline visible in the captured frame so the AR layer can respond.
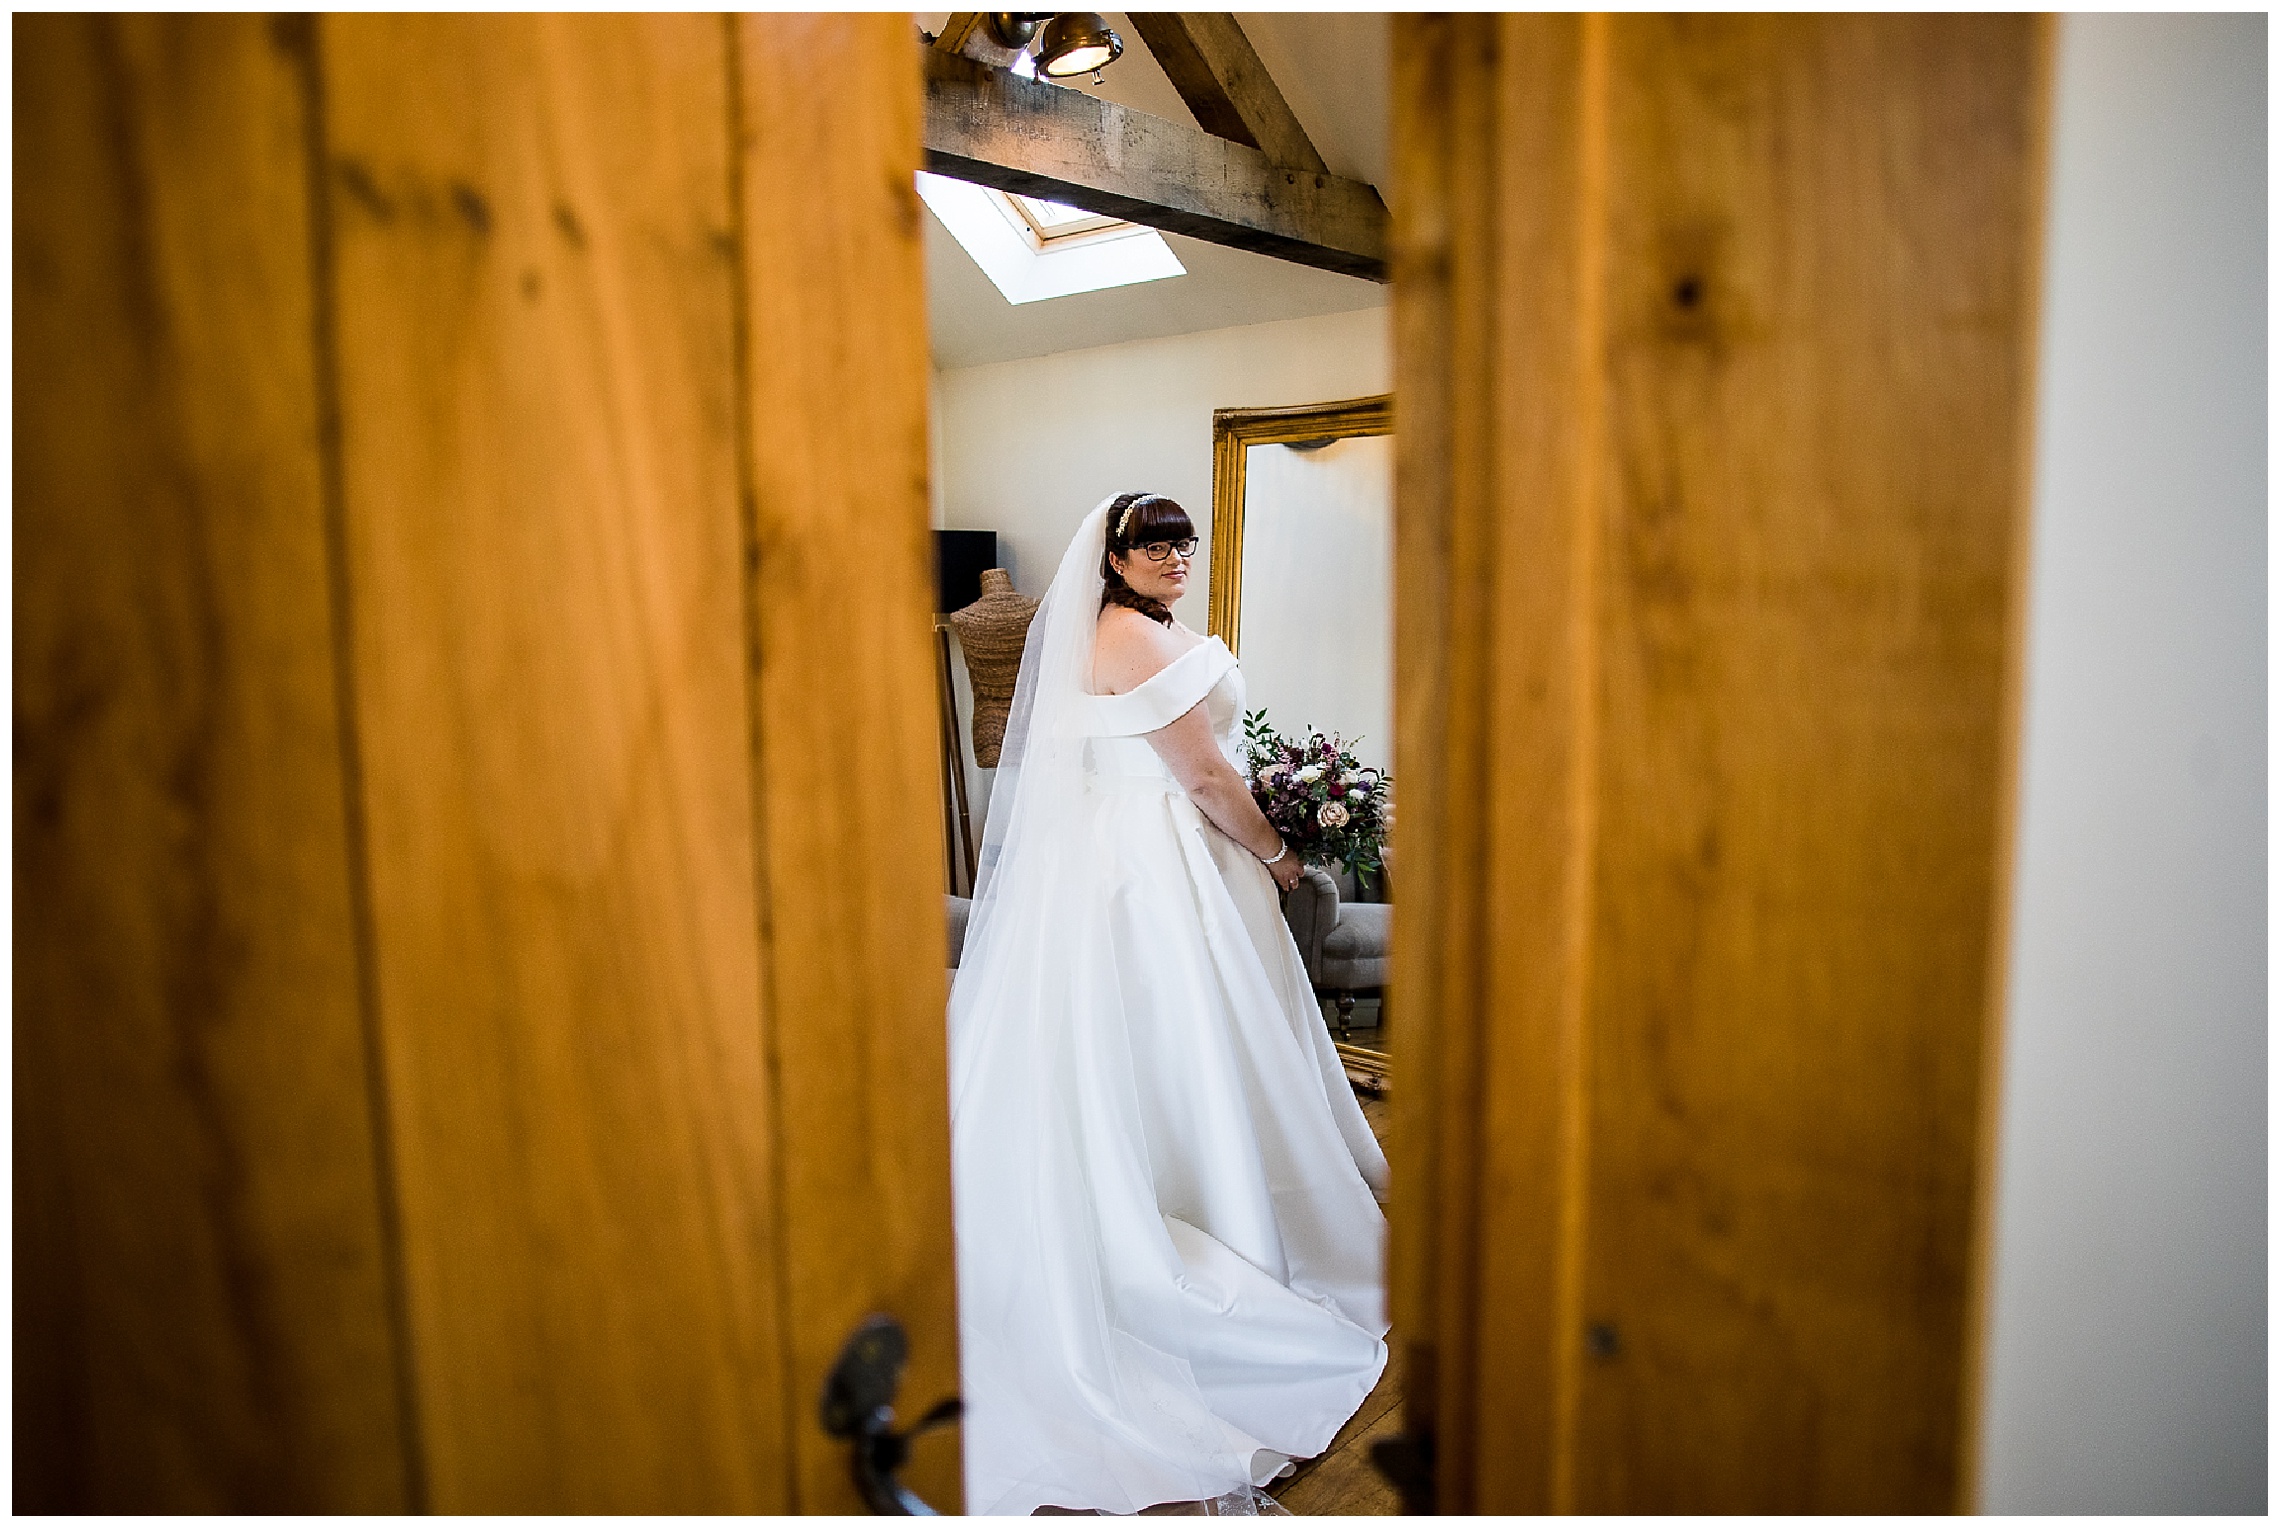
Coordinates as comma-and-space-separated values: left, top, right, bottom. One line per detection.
1089, 633, 1229, 700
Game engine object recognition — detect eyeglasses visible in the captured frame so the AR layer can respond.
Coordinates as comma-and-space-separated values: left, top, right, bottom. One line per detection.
1136, 537, 1200, 563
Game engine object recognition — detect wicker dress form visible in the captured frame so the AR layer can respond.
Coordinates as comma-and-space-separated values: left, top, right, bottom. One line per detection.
949, 568, 1040, 768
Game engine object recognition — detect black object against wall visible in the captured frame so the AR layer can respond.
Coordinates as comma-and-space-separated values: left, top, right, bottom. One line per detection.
934, 529, 998, 614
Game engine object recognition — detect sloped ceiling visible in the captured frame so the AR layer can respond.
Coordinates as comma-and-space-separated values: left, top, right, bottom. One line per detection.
919, 13, 1392, 371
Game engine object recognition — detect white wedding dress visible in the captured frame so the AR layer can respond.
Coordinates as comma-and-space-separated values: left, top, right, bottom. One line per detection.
949, 501, 1389, 1516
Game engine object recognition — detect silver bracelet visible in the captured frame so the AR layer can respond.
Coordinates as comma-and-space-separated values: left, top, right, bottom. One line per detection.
1261, 840, 1289, 866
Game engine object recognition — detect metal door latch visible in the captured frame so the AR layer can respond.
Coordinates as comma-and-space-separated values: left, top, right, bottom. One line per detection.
821, 1313, 963, 1515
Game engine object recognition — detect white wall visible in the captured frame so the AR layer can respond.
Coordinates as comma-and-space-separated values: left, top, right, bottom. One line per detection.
1979, 13, 2266, 1513
932, 306, 1392, 819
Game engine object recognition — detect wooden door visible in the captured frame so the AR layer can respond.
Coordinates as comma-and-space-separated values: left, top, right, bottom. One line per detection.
1387, 14, 2051, 1513
16, 14, 954, 1512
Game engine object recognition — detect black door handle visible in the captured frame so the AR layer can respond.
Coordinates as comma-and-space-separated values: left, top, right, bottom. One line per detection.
821, 1313, 963, 1514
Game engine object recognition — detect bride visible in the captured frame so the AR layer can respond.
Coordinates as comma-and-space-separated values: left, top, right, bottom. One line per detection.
949, 492, 1389, 1515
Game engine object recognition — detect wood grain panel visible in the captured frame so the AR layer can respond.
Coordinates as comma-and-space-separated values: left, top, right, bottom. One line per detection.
1388, 17, 1606, 1512
1575, 17, 2049, 1511
1383, 18, 1459, 1505
1466, 15, 1611, 1514
14, 14, 412, 1511
735, 14, 964, 1514
317, 15, 787, 1509
1390, 12, 2048, 1513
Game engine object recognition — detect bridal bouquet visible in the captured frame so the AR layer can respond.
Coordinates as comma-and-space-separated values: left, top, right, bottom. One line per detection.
1241, 709, 1392, 890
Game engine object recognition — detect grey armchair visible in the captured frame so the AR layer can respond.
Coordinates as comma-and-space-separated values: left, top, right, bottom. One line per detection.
1280, 865, 1389, 1040
947, 893, 972, 970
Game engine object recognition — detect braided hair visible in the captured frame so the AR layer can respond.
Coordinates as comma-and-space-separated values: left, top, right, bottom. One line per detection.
1100, 492, 1196, 627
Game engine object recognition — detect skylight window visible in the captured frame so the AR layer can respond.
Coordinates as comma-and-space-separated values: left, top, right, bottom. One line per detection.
917, 171, 1186, 305
1007, 194, 1122, 243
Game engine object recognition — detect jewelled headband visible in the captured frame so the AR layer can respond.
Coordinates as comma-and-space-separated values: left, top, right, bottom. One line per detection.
1115, 495, 1156, 542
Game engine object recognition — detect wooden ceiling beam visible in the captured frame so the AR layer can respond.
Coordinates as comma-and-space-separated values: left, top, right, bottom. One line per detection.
1126, 13, 1330, 174
920, 47, 1388, 282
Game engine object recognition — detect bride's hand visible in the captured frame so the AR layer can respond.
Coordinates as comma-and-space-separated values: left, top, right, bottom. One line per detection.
1268, 850, 1303, 893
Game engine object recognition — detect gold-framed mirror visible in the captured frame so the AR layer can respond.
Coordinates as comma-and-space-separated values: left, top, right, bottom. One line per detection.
1208, 394, 1394, 1090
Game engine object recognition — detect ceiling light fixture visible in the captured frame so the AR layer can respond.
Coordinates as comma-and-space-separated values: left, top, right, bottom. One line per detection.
982, 13, 1051, 51
1033, 12, 1123, 81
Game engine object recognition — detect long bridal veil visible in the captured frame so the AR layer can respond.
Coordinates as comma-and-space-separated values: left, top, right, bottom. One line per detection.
951, 497, 1111, 1025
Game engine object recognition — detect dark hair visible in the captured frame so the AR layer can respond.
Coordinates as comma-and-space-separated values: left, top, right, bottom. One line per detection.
1100, 493, 1196, 627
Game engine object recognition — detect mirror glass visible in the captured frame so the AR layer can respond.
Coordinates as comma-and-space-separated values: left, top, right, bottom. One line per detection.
1213, 401, 1395, 1075
1235, 435, 1395, 768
